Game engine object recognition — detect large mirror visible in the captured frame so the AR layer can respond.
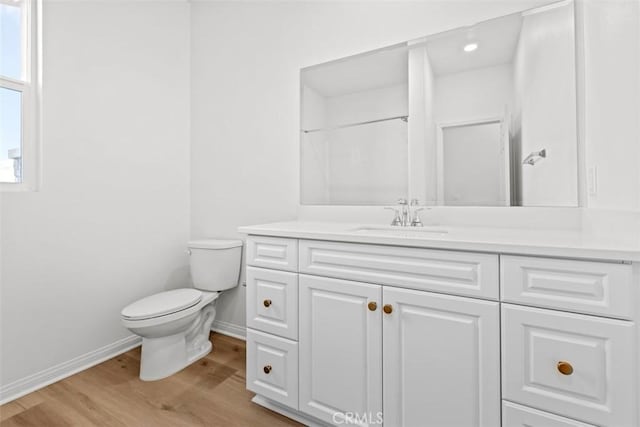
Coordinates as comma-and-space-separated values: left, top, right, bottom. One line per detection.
300, 0, 578, 207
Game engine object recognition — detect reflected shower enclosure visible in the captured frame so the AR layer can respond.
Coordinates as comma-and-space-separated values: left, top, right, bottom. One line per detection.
300, 45, 409, 205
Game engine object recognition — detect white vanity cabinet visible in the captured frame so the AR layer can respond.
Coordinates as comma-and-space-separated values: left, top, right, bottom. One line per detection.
243, 234, 638, 427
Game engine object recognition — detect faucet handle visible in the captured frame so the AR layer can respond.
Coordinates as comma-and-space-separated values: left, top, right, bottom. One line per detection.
410, 198, 420, 206
397, 198, 408, 205
411, 208, 425, 227
385, 207, 403, 226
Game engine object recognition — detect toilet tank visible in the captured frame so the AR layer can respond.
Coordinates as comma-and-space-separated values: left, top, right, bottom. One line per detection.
188, 239, 243, 292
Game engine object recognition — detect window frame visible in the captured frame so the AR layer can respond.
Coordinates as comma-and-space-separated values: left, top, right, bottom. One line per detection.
0, 0, 41, 191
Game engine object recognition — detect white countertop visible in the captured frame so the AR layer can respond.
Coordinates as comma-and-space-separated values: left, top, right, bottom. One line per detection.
238, 221, 640, 262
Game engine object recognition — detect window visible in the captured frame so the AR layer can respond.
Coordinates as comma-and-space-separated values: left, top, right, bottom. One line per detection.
0, 0, 40, 190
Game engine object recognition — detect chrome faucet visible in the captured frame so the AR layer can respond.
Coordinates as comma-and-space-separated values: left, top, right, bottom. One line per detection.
386, 198, 425, 227
397, 198, 410, 226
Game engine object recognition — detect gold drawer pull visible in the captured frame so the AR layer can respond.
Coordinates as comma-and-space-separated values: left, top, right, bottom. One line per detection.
557, 361, 573, 376
263, 299, 272, 308
383, 304, 393, 314
368, 302, 377, 311
263, 365, 272, 374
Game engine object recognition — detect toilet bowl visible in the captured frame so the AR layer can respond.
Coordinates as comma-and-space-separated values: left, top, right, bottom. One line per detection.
121, 239, 242, 381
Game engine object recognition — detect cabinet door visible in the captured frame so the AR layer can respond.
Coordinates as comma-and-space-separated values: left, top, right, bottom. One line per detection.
299, 274, 382, 426
383, 287, 500, 427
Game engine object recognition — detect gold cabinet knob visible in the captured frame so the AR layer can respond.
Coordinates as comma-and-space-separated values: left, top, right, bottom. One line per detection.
368, 302, 377, 311
557, 361, 573, 376
263, 365, 272, 374
263, 299, 272, 308
383, 304, 393, 314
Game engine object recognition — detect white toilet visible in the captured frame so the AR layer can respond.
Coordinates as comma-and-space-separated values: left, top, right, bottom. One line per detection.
121, 239, 242, 381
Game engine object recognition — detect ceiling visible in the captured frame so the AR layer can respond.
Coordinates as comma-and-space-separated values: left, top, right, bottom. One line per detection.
302, 44, 408, 98
424, 13, 523, 76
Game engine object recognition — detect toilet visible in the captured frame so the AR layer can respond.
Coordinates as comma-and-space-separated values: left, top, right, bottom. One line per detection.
121, 239, 242, 381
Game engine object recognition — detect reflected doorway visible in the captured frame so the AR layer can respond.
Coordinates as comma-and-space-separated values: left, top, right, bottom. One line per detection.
436, 119, 510, 206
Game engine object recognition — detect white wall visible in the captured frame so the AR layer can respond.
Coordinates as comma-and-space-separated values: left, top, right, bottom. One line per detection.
0, 1, 190, 390
434, 64, 513, 124
326, 117, 408, 204
512, 1, 578, 207
582, 0, 640, 210
301, 83, 409, 205
301, 85, 326, 130
325, 84, 407, 126
190, 0, 556, 329
300, 86, 329, 204
315, 84, 408, 204
408, 44, 437, 204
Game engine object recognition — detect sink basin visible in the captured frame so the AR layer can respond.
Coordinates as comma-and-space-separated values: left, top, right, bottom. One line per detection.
351, 225, 449, 236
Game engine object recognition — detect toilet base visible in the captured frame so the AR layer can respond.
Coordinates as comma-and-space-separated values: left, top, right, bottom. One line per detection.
138, 301, 217, 381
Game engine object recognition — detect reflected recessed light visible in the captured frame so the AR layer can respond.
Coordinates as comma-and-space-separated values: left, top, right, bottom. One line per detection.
463, 43, 478, 52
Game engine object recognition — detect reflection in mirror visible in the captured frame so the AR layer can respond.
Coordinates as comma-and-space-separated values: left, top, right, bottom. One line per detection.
300, 44, 409, 205
439, 121, 509, 206
300, 0, 579, 207
410, 0, 577, 206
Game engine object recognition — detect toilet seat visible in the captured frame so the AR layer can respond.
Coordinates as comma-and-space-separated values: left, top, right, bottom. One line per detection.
121, 291, 219, 331
121, 289, 203, 321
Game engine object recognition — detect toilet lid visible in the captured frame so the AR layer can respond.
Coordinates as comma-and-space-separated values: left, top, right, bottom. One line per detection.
121, 289, 203, 320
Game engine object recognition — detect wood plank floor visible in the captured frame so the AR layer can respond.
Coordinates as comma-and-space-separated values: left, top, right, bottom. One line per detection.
0, 333, 302, 427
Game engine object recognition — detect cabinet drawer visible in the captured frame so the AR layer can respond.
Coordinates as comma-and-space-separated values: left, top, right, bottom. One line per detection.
502, 304, 636, 426
246, 329, 298, 409
246, 267, 298, 340
299, 240, 498, 299
246, 236, 298, 272
501, 255, 634, 319
503, 401, 596, 427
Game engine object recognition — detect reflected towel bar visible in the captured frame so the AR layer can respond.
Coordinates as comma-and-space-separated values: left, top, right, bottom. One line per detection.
301, 115, 408, 134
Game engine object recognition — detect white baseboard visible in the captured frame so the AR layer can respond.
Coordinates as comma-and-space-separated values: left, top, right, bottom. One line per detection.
0, 335, 141, 405
211, 320, 246, 341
